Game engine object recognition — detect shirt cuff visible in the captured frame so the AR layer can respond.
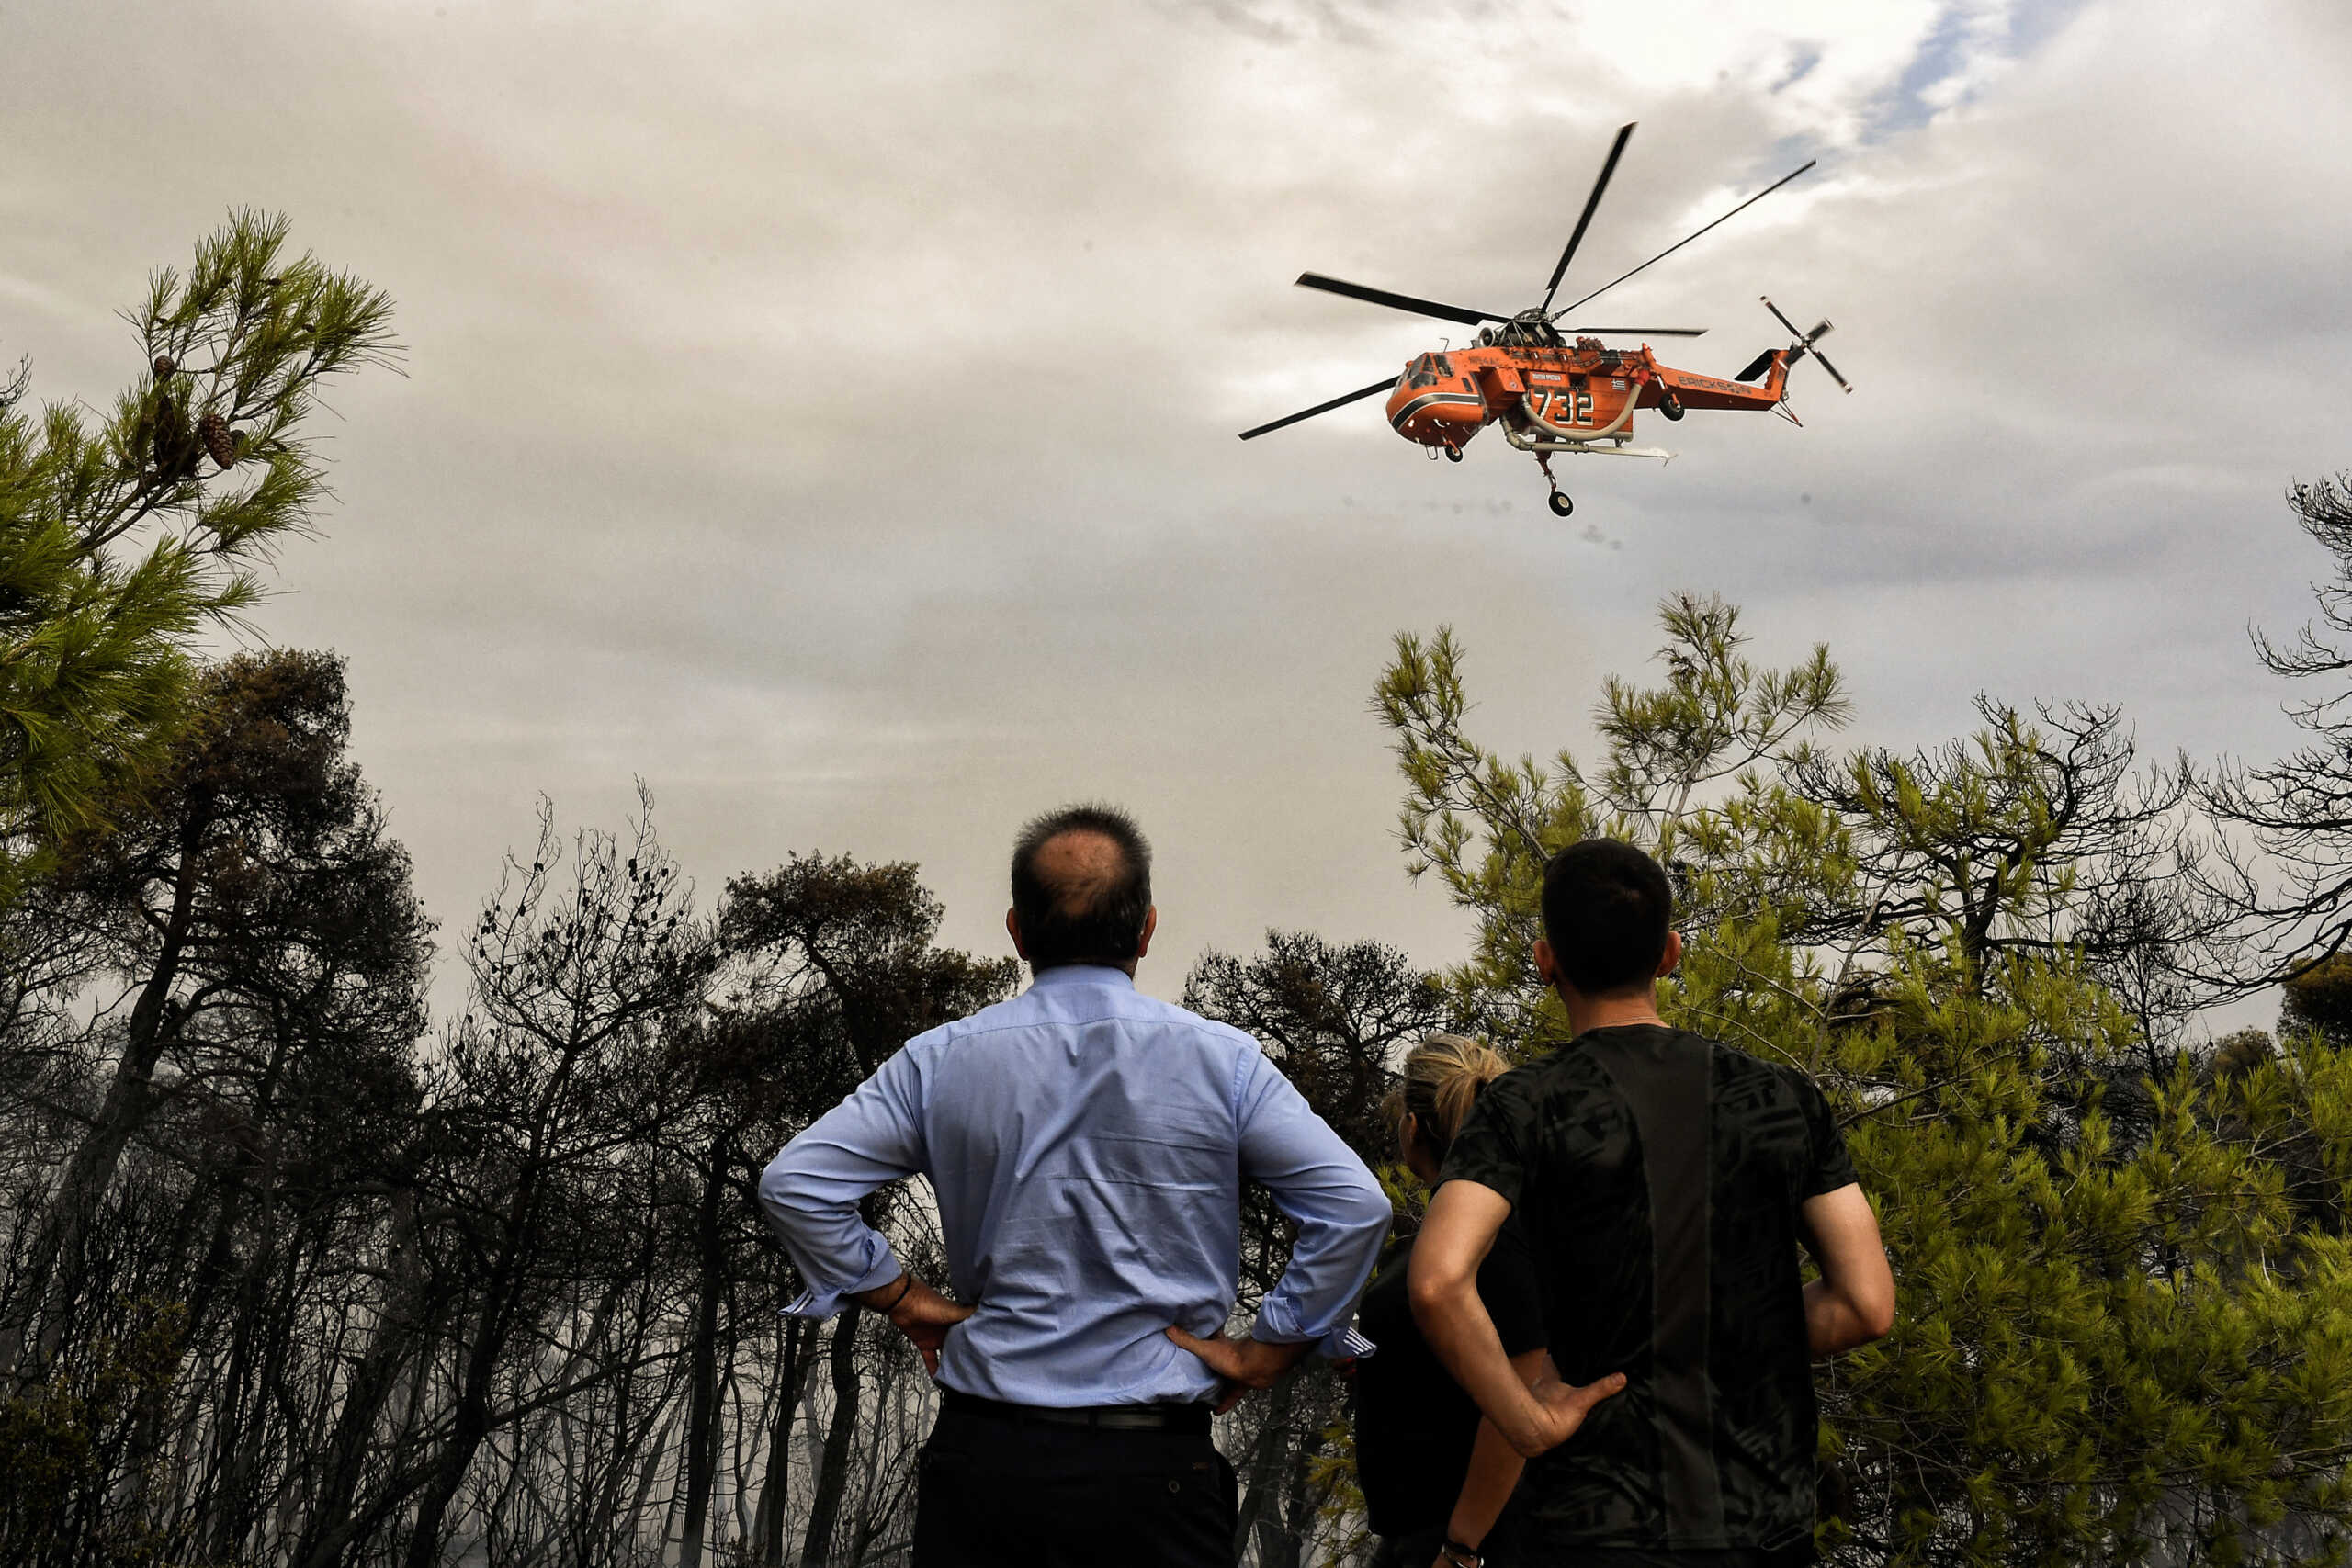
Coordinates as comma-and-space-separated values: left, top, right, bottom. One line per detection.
1249, 1301, 1375, 1359
782, 1238, 905, 1321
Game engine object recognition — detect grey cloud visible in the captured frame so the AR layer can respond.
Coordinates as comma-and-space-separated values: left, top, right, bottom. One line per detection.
3, 0, 2346, 1019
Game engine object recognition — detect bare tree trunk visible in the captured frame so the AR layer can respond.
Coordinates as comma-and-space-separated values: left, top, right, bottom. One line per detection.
401, 1253, 526, 1568
2, 818, 203, 1382
290, 1188, 424, 1568
623, 1389, 686, 1558
199, 1230, 291, 1562
674, 1130, 729, 1568
800, 1307, 863, 1568
571, 1224, 670, 1567
752, 1314, 808, 1566
1270, 1376, 1329, 1568
1232, 1370, 1297, 1565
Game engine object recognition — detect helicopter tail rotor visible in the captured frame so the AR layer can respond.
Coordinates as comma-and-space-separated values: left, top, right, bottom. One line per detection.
1748, 297, 1853, 393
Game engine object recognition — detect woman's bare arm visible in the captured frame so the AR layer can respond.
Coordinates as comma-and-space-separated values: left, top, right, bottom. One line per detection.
1442, 1348, 1553, 1556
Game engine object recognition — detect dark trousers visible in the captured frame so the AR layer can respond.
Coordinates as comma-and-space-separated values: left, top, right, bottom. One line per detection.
1369, 1525, 1449, 1568
911, 1400, 1238, 1567
1372, 1523, 1538, 1567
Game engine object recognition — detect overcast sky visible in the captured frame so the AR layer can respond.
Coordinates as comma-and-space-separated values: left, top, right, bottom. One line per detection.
6, 0, 2349, 1023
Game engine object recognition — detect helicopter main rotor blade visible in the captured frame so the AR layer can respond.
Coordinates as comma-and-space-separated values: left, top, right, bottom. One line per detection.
1540, 121, 1636, 315
1566, 326, 1709, 337
1552, 158, 1819, 320
1238, 376, 1400, 441
1812, 349, 1854, 393
1294, 273, 1503, 327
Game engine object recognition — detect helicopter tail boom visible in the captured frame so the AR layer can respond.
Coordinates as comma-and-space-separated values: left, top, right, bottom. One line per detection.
1651, 362, 1787, 412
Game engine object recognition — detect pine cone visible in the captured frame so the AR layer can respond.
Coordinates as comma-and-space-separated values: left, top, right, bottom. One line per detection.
198, 411, 235, 469
151, 391, 186, 470
152, 354, 175, 378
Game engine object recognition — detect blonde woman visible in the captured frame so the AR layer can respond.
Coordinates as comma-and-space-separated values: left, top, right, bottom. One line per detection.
1353, 1035, 1549, 1568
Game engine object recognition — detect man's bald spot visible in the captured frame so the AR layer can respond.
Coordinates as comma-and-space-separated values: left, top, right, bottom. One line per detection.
1030, 829, 1130, 920
1008, 802, 1152, 970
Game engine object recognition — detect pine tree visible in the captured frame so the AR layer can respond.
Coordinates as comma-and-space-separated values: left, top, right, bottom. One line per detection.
1374, 598, 2352, 1565
0, 212, 397, 906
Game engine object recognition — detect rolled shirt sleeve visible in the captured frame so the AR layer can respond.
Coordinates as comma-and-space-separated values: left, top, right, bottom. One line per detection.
758, 1049, 929, 1320
1232, 1047, 1392, 1353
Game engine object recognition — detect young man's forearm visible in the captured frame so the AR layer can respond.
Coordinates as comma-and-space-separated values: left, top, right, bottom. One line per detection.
1411, 1275, 1548, 1455
1411, 1181, 1554, 1454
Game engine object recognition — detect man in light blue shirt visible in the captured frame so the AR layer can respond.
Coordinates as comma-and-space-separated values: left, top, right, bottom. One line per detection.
759, 803, 1389, 1568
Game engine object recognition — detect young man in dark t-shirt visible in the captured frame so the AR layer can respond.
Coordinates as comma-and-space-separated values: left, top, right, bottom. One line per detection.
1409, 840, 1895, 1568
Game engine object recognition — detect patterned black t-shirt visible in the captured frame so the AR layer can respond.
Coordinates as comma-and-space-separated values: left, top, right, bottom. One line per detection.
1437, 1024, 1859, 1559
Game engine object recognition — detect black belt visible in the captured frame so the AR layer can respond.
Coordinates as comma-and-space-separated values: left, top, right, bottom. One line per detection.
941, 1388, 1212, 1433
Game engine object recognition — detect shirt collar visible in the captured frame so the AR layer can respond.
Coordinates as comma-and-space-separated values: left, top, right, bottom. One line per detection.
1026, 964, 1137, 992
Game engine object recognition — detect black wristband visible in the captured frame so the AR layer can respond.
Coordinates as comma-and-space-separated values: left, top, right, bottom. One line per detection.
879, 1274, 915, 1314
1441, 1539, 1483, 1568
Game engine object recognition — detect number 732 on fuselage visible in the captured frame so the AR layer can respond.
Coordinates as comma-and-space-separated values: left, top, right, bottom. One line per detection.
1240, 122, 1852, 518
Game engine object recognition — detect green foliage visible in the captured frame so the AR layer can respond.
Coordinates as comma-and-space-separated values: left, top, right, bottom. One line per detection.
1374, 591, 1854, 1054
1373, 597, 2352, 1566
0, 1298, 203, 1567
2285, 956, 2352, 1044
0, 212, 397, 901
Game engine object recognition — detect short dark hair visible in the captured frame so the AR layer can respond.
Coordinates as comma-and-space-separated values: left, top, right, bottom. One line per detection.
1010, 804, 1153, 970
1540, 838, 1672, 996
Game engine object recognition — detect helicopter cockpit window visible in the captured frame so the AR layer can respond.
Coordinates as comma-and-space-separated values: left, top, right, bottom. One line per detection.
1407, 355, 1439, 389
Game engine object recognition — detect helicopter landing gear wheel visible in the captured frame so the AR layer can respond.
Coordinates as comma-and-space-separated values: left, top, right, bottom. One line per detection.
1536, 451, 1572, 516
1443, 444, 1464, 463
1660, 395, 1685, 422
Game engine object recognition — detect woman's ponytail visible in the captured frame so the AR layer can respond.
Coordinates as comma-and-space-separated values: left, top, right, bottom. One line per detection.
1387, 1032, 1511, 1166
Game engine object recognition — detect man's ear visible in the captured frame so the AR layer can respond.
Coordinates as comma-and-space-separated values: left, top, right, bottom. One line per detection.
1532, 936, 1558, 987
1135, 907, 1158, 960
1657, 931, 1684, 978
1005, 908, 1028, 961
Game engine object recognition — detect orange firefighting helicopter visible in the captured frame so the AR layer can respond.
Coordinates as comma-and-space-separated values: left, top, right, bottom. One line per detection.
1240, 123, 1850, 516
